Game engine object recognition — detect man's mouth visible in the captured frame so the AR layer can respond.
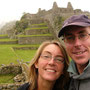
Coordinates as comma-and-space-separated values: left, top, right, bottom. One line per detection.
73, 50, 86, 55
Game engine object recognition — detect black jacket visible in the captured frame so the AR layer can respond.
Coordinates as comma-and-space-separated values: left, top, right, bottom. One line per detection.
17, 83, 30, 90
17, 80, 70, 90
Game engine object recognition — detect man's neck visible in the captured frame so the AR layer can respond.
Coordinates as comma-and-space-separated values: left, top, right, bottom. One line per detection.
76, 62, 89, 74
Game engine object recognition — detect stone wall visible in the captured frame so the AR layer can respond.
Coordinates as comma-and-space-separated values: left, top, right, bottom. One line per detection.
6, 29, 16, 39
25, 28, 49, 35
0, 40, 18, 44
29, 18, 45, 24
0, 35, 8, 39
13, 46, 38, 50
0, 65, 22, 74
0, 64, 29, 90
18, 36, 54, 44
0, 83, 23, 90
25, 2, 90, 39
17, 17, 57, 45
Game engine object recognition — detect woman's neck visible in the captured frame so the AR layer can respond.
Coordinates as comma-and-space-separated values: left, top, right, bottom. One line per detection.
37, 77, 55, 90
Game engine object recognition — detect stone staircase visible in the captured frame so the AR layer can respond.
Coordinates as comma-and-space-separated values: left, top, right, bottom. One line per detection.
0, 19, 56, 49
0, 35, 18, 44
17, 19, 55, 45
0, 19, 57, 90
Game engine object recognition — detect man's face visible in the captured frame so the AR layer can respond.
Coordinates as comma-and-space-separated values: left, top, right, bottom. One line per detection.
64, 26, 90, 67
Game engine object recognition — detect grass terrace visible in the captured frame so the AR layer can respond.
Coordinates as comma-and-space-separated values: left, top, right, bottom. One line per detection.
0, 44, 38, 84
0, 74, 15, 84
26, 27, 48, 30
0, 44, 38, 65
0, 39, 18, 42
0, 34, 8, 37
30, 23, 47, 26
17, 34, 52, 37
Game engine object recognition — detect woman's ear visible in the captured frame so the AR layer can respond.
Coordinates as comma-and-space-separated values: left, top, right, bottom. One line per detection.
34, 61, 38, 69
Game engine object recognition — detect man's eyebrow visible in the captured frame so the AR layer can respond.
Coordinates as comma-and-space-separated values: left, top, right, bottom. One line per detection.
78, 30, 86, 34
65, 30, 86, 36
65, 33, 73, 36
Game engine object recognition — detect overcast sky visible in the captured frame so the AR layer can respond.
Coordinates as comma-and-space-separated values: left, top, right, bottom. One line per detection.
0, 0, 90, 24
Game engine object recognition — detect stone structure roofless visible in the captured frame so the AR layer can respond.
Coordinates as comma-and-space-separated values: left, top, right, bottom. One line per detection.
52, 2, 58, 9
67, 2, 73, 10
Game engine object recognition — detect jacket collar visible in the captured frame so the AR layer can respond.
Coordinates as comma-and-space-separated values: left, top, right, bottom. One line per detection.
67, 60, 90, 79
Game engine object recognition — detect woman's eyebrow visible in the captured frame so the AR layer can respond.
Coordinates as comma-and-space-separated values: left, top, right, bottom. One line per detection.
42, 51, 64, 58
42, 51, 51, 54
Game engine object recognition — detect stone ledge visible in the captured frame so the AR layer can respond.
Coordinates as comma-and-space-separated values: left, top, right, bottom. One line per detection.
0, 83, 26, 90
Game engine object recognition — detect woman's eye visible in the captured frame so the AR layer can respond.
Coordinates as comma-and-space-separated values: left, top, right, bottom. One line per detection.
44, 55, 50, 58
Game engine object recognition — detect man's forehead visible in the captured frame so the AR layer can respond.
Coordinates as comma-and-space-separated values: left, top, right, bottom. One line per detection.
64, 26, 89, 35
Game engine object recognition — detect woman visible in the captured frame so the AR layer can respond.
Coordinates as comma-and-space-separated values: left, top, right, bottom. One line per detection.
17, 40, 69, 90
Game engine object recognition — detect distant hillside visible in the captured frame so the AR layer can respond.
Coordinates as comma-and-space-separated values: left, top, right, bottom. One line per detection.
0, 21, 16, 34
0, 22, 6, 29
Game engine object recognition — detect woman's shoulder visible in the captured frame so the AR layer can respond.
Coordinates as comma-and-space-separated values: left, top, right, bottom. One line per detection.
17, 82, 30, 90
64, 77, 72, 90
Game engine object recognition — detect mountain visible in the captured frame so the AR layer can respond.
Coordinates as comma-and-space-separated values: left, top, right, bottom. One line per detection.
0, 22, 6, 29
0, 21, 16, 34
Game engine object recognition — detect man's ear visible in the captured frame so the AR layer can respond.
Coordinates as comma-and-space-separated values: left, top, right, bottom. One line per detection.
34, 61, 38, 69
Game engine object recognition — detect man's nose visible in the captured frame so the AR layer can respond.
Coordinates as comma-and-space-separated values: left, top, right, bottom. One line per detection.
74, 36, 82, 46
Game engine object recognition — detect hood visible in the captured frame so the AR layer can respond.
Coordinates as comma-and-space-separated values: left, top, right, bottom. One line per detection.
68, 60, 90, 80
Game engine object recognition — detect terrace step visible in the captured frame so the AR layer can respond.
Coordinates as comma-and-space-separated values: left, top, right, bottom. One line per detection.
29, 19, 45, 24
25, 27, 49, 35
13, 46, 39, 50
0, 39, 18, 44
18, 34, 54, 45
29, 23, 47, 28
0, 35, 9, 39
17, 18, 56, 45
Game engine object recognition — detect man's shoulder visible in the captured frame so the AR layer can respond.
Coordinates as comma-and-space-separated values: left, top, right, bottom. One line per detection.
17, 83, 30, 90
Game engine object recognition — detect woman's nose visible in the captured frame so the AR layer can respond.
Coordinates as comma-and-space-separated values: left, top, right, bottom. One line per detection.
48, 58, 55, 65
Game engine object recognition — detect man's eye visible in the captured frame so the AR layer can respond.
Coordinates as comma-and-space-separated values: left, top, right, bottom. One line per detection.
80, 34, 87, 38
67, 36, 74, 40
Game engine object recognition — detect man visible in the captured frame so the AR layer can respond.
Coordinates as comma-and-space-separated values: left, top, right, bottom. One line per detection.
58, 14, 90, 90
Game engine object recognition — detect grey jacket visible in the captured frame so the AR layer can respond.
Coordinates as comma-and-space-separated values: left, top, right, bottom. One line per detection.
68, 60, 90, 90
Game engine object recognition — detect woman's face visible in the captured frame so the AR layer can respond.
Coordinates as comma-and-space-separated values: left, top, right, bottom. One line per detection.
35, 44, 64, 82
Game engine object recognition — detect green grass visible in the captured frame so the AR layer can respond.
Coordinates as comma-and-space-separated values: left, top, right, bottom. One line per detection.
0, 45, 19, 65
26, 27, 48, 30
13, 44, 39, 47
0, 35, 8, 37
0, 74, 15, 84
14, 49, 36, 62
17, 34, 52, 37
0, 44, 37, 65
31, 23, 47, 26
0, 44, 37, 84
0, 39, 18, 42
